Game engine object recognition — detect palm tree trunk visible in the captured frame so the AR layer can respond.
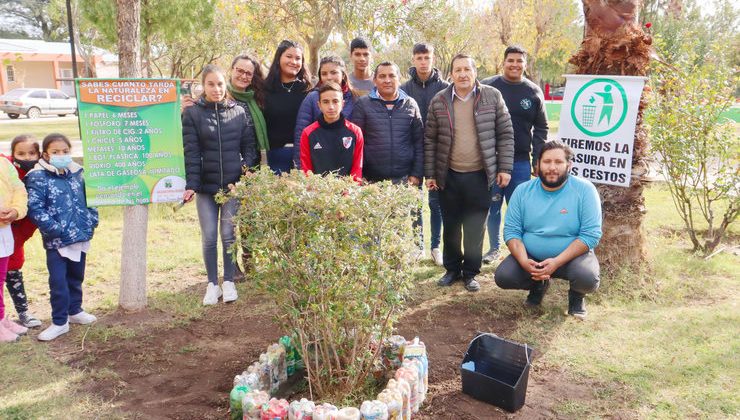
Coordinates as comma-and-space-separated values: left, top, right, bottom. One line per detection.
570, 0, 652, 272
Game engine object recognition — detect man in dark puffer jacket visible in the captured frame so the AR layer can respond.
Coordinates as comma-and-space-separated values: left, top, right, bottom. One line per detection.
425, 54, 514, 292
352, 61, 424, 185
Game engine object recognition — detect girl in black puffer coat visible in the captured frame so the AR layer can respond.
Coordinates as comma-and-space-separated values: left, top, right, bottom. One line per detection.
182, 64, 256, 306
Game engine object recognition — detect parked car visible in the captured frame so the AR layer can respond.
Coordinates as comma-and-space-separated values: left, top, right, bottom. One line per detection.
0, 88, 78, 119
550, 87, 565, 100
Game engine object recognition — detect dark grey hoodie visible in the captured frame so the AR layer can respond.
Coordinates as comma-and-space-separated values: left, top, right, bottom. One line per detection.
400, 67, 450, 125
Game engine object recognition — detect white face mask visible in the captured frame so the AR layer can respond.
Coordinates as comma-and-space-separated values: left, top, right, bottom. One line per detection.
49, 155, 72, 169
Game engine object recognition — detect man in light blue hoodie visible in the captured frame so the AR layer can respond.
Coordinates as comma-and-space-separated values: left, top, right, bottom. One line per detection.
494, 140, 602, 319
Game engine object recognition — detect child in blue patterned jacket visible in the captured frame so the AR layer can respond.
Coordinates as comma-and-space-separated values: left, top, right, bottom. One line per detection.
26, 133, 99, 341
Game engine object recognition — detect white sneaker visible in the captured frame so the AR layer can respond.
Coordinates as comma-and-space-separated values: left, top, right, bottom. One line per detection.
222, 281, 238, 303
431, 248, 443, 266
203, 283, 222, 305
38, 323, 69, 341
410, 248, 425, 262
68, 311, 97, 325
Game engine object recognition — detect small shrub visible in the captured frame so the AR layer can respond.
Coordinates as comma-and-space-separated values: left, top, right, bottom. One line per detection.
229, 170, 418, 399
647, 41, 739, 257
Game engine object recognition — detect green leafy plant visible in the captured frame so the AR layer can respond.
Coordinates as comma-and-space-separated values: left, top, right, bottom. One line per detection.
229, 170, 418, 399
648, 35, 739, 257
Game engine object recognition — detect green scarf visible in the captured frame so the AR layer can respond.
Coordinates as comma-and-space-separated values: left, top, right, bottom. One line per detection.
227, 83, 269, 151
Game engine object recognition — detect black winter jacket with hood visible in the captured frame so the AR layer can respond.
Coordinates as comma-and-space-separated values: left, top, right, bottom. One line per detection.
182, 98, 257, 194
400, 67, 450, 125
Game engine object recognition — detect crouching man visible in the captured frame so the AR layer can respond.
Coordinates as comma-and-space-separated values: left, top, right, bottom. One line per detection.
494, 140, 602, 319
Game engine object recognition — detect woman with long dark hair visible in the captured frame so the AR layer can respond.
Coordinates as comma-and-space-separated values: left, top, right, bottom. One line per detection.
263, 39, 312, 174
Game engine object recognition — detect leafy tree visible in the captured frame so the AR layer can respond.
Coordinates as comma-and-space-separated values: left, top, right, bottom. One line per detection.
647, 12, 739, 256
81, 0, 215, 77
231, 0, 415, 75
0, 0, 66, 41
399, 0, 484, 78
46, 0, 106, 77
481, 0, 581, 84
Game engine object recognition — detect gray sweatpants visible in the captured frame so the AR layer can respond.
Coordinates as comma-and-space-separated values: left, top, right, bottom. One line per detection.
494, 251, 601, 294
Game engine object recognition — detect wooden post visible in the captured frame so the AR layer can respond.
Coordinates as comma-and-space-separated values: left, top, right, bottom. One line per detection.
116, 0, 148, 310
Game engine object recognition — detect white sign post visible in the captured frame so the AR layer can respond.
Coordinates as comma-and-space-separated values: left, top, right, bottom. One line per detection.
558, 75, 646, 187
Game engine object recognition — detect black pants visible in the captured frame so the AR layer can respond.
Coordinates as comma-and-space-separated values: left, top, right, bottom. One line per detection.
494, 251, 601, 294
439, 169, 490, 278
5, 270, 29, 314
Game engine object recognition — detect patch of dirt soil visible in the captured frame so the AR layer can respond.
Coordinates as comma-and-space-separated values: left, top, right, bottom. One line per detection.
51, 281, 606, 419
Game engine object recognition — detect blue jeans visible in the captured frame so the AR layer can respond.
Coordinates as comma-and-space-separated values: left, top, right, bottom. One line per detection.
487, 160, 532, 251
267, 146, 294, 175
196, 193, 238, 285
46, 249, 86, 326
428, 190, 442, 249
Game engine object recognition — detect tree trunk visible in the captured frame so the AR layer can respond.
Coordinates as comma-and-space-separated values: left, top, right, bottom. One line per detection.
307, 41, 320, 78
570, 0, 651, 272
116, 0, 149, 311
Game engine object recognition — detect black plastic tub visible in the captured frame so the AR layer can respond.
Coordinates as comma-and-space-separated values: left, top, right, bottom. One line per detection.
460, 333, 534, 412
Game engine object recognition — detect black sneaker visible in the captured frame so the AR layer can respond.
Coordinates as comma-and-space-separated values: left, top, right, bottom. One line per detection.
463, 277, 481, 292
567, 290, 587, 320
437, 271, 461, 287
525, 279, 550, 307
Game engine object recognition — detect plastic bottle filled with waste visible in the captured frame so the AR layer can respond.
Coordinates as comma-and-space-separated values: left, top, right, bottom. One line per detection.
313, 403, 339, 420
383, 335, 406, 369
261, 398, 289, 419
360, 400, 389, 420
258, 354, 273, 394
288, 398, 315, 420
336, 407, 361, 420
385, 379, 411, 420
292, 332, 305, 371
377, 388, 402, 420
279, 335, 296, 376
229, 385, 251, 420
394, 367, 419, 413
401, 359, 426, 403
242, 390, 270, 420
402, 338, 428, 395
267, 343, 288, 388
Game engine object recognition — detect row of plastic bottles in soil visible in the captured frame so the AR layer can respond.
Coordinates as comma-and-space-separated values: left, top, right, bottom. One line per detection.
229, 334, 429, 419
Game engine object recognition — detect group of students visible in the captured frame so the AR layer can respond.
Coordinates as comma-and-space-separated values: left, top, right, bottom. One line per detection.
181, 37, 549, 305
0, 133, 98, 343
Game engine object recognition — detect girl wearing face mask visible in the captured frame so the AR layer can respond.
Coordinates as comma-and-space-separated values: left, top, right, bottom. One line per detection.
2, 134, 43, 329
263, 39, 313, 174
292, 56, 357, 168
25, 133, 99, 341
182, 64, 257, 306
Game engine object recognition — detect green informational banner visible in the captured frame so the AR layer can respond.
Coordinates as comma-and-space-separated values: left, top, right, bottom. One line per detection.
76, 78, 185, 206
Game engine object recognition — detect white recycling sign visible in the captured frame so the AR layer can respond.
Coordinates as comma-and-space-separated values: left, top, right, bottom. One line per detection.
558, 75, 646, 187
